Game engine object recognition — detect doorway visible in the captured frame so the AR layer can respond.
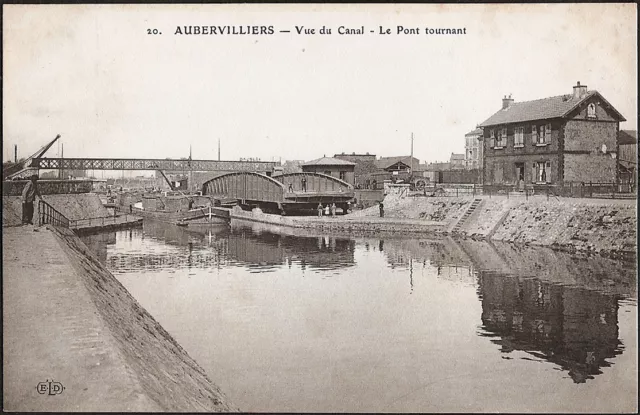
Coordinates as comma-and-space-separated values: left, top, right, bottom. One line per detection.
515, 162, 525, 191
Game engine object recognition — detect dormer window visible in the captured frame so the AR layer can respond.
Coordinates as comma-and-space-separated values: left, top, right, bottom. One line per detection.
587, 103, 597, 118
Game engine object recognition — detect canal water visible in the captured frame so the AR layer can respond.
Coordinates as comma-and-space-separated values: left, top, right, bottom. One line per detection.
82, 220, 638, 413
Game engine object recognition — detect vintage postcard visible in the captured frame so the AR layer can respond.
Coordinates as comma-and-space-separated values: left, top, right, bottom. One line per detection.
3, 3, 637, 413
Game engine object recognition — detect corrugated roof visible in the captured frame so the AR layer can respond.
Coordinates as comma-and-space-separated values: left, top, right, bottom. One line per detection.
619, 130, 637, 145
302, 157, 355, 166
479, 91, 625, 127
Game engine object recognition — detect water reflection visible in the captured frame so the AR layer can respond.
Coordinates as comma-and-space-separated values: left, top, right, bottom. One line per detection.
97, 220, 355, 274
80, 221, 637, 410
478, 271, 622, 384
80, 231, 116, 264
378, 236, 636, 384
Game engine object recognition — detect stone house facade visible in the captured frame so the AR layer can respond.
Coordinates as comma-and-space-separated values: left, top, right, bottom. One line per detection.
478, 82, 626, 186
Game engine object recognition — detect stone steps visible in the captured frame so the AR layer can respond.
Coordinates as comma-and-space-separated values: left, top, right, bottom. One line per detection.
451, 198, 482, 234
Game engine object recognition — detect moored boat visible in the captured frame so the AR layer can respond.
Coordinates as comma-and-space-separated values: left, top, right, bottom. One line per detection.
132, 192, 228, 226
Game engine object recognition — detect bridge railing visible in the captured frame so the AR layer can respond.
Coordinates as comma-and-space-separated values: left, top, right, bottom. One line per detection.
68, 214, 138, 229
38, 200, 70, 228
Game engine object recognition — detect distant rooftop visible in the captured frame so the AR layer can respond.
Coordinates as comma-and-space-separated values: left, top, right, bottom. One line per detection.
334, 152, 375, 157
375, 156, 420, 169
302, 157, 356, 166
619, 130, 637, 145
465, 128, 483, 136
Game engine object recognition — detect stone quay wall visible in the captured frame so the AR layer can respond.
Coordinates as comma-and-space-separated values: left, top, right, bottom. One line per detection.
230, 194, 636, 259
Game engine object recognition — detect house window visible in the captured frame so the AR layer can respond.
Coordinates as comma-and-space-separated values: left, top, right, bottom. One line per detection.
493, 128, 506, 148
339, 171, 346, 180
587, 103, 596, 118
499, 128, 507, 147
489, 129, 495, 148
533, 161, 551, 183
514, 127, 524, 146
535, 124, 551, 144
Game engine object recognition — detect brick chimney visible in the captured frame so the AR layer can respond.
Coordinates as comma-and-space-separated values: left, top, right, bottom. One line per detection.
502, 94, 514, 109
573, 81, 588, 99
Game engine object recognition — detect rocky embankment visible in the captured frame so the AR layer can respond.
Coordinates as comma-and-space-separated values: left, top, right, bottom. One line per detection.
347, 194, 636, 259
53, 227, 236, 411
466, 198, 636, 259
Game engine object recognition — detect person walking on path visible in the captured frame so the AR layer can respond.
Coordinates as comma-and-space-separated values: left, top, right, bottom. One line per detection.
22, 175, 42, 225
317, 203, 323, 217
379, 202, 384, 218
301, 176, 307, 192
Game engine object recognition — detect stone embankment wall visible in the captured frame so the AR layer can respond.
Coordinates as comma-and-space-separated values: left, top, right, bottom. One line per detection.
349, 194, 476, 222
347, 194, 636, 258
3, 194, 110, 226
230, 206, 447, 235
460, 197, 636, 259
53, 227, 236, 412
230, 194, 635, 258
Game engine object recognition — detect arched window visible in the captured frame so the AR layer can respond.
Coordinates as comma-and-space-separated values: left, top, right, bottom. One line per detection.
587, 103, 596, 118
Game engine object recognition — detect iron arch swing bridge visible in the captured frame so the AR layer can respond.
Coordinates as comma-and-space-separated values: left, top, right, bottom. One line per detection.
202, 171, 355, 215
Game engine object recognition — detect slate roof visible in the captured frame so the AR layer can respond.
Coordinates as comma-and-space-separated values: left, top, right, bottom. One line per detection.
302, 157, 355, 166
479, 91, 626, 127
465, 128, 483, 136
619, 130, 637, 145
450, 153, 465, 160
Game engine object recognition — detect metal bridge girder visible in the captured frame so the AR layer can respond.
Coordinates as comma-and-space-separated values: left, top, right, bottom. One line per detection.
32, 158, 277, 172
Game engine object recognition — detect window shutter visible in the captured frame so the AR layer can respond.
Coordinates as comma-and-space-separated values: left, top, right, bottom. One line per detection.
545, 124, 551, 142
545, 161, 551, 181
532, 164, 537, 183
532, 125, 537, 143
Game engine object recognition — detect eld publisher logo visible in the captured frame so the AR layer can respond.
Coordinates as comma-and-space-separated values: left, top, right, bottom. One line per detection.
36, 380, 65, 395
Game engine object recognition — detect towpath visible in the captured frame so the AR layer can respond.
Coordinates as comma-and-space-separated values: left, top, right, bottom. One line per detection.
3, 225, 161, 412
3, 225, 234, 412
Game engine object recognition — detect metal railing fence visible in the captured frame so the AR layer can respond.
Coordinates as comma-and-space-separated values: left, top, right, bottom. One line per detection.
38, 199, 70, 228
68, 214, 138, 229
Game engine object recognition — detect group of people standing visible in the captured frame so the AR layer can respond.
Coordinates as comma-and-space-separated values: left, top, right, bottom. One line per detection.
317, 203, 337, 217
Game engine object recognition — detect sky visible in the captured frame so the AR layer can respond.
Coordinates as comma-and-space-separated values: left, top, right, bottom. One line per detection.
3, 4, 637, 168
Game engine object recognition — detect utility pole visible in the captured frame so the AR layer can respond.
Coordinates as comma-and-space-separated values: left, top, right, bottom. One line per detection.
14, 144, 17, 163
218, 138, 221, 161
410, 132, 414, 175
